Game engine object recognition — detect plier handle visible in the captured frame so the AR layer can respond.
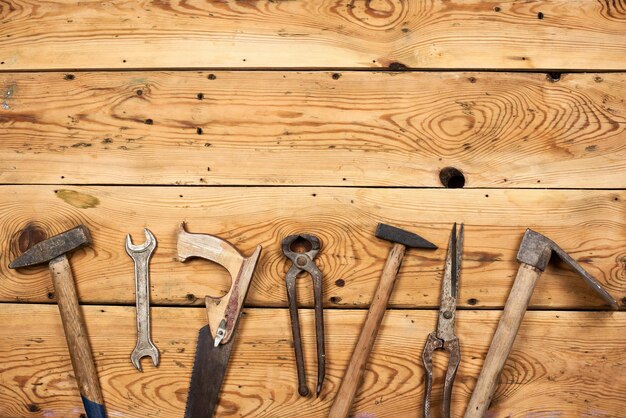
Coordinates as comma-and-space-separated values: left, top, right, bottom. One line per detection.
282, 234, 326, 397
421, 223, 463, 418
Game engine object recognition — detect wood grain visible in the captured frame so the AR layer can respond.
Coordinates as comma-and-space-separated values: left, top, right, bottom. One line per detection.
0, 71, 625, 187
1, 186, 624, 309
1, 304, 624, 417
0, 1, 625, 70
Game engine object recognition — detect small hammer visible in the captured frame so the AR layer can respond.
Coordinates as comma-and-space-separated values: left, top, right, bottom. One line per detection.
9, 225, 106, 418
464, 229, 618, 418
328, 224, 437, 418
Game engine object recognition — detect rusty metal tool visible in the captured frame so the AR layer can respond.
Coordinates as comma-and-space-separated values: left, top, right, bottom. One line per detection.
464, 229, 619, 418
126, 228, 159, 371
9, 225, 106, 418
328, 223, 437, 418
422, 223, 463, 418
282, 234, 325, 397
178, 222, 262, 418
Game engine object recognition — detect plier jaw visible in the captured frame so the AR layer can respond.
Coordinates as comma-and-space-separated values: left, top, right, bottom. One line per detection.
282, 234, 326, 397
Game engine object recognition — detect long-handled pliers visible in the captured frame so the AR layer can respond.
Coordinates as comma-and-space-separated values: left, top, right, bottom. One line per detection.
282, 234, 325, 397
422, 223, 463, 418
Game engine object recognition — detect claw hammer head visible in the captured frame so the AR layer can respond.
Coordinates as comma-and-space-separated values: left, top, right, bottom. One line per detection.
516, 229, 619, 310
375, 223, 438, 249
9, 225, 92, 269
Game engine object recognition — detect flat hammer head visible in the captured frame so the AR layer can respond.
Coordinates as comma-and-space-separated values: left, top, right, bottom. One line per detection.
375, 223, 437, 249
9, 225, 92, 269
517, 229, 619, 310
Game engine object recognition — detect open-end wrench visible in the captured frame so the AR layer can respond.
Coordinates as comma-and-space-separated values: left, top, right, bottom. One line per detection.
126, 228, 159, 371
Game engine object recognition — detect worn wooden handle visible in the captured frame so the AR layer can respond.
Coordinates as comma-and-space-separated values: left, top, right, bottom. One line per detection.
328, 243, 406, 418
177, 223, 262, 345
464, 263, 541, 418
50, 255, 106, 418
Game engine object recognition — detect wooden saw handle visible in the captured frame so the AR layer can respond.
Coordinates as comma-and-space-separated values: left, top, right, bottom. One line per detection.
464, 263, 541, 418
177, 223, 261, 345
328, 243, 406, 418
50, 255, 106, 418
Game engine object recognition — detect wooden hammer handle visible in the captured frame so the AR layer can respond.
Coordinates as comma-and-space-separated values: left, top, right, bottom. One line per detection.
328, 243, 406, 418
50, 255, 106, 418
464, 263, 541, 418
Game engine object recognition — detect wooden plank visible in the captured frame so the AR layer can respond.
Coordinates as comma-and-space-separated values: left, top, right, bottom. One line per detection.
1, 1, 625, 70
1, 186, 623, 309
1, 71, 625, 187
1, 304, 624, 417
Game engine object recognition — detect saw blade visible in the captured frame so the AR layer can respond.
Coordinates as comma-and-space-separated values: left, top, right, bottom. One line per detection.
185, 323, 238, 418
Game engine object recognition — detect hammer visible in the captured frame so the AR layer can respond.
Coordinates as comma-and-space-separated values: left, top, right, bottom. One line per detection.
328, 224, 437, 418
9, 225, 106, 418
464, 229, 619, 418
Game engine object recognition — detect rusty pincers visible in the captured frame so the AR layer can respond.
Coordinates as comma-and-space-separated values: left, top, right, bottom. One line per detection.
282, 234, 326, 397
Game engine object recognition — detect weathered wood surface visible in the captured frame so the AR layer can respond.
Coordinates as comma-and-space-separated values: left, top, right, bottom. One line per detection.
1, 71, 625, 187
2, 186, 624, 309
1, 1, 625, 71
1, 304, 624, 417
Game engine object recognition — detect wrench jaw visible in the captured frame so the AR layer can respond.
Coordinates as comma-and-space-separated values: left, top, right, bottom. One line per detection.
130, 342, 160, 372
126, 228, 157, 254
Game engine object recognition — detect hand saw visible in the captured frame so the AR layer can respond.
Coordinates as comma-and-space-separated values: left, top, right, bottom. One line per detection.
177, 223, 262, 418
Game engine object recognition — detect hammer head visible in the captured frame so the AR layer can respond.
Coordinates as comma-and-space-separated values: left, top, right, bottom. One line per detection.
9, 225, 92, 269
375, 223, 437, 249
517, 229, 619, 310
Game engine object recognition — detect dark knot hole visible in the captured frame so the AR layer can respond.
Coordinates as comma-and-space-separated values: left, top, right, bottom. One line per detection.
439, 167, 466, 188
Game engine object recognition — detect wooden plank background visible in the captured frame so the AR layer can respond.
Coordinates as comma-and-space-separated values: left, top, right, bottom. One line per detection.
1, 1, 625, 70
1, 71, 624, 187
1, 186, 624, 309
1, 0, 625, 417
2, 305, 625, 418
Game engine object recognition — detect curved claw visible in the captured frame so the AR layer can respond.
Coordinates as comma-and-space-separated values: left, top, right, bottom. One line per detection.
130, 342, 160, 372
126, 228, 157, 253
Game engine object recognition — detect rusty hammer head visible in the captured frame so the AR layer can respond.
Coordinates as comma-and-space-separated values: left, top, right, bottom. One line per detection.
9, 225, 92, 269
375, 223, 437, 250
517, 229, 619, 310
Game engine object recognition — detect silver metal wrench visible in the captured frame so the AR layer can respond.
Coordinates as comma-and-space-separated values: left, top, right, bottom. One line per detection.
126, 228, 159, 371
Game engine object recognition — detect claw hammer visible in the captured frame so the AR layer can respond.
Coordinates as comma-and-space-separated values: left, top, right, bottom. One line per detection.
9, 225, 106, 418
464, 229, 618, 417
328, 224, 437, 418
